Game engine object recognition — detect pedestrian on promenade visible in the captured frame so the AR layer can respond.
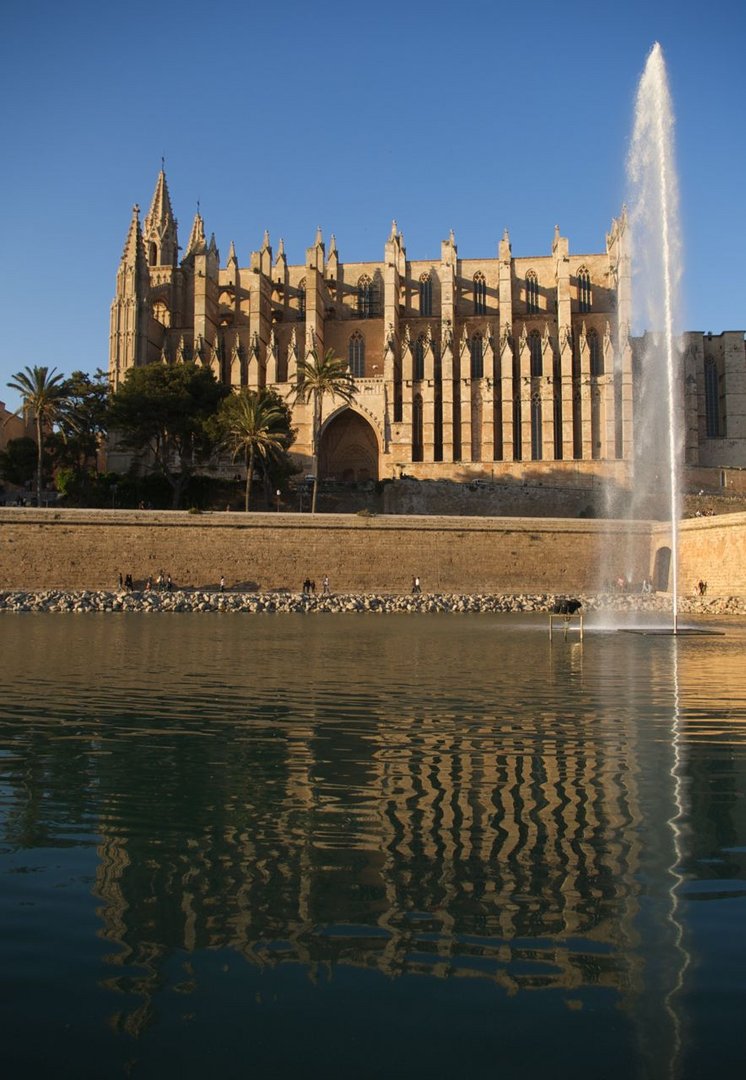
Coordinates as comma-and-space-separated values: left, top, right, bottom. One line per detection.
412, 576, 421, 595
323, 575, 330, 594
220, 576, 225, 592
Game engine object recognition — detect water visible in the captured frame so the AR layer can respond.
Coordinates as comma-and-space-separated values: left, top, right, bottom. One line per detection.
627, 42, 684, 626
1, 613, 745, 1079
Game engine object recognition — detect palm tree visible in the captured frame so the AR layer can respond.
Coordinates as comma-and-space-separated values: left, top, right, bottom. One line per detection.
6, 366, 69, 506
218, 389, 291, 511
288, 348, 357, 512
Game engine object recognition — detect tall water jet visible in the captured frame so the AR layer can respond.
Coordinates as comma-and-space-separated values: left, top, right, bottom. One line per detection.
627, 42, 683, 631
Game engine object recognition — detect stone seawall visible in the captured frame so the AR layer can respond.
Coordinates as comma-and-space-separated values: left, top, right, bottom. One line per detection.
0, 508, 652, 594
2, 590, 744, 616
1, 508, 744, 597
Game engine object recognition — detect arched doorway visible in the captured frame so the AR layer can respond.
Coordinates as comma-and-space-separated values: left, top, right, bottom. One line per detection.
653, 546, 672, 592
318, 409, 379, 482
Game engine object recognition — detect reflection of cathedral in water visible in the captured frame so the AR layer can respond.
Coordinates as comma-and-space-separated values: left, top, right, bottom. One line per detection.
94, 706, 648, 1032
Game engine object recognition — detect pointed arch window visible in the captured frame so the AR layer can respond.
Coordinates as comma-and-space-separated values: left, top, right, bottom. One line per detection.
470, 333, 484, 378
357, 275, 375, 318
349, 332, 365, 377
473, 272, 487, 315
148, 242, 158, 267
529, 330, 543, 377
553, 393, 563, 459
704, 358, 722, 436
414, 335, 426, 381
578, 267, 592, 313
526, 270, 539, 314
412, 393, 424, 461
419, 273, 433, 317
588, 329, 603, 376
297, 278, 306, 318
152, 300, 170, 327
531, 393, 543, 460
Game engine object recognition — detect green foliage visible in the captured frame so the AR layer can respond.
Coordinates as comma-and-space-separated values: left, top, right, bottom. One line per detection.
55, 369, 110, 468
288, 348, 357, 512
108, 362, 229, 508
0, 436, 41, 487
53, 466, 78, 499
214, 387, 296, 510
6, 365, 70, 505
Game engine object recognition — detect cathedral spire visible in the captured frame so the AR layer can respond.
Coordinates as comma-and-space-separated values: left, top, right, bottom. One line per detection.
143, 168, 178, 267
184, 208, 206, 258
120, 204, 146, 266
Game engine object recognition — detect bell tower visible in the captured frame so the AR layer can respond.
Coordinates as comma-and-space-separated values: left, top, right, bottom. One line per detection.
109, 205, 150, 387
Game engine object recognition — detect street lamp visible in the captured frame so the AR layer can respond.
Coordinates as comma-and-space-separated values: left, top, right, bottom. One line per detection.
276, 489, 281, 512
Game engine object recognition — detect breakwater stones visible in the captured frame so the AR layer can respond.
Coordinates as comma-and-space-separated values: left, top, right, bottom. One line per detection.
0, 590, 744, 616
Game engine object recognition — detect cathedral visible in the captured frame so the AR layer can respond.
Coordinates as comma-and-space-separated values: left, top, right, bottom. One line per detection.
109, 169, 745, 492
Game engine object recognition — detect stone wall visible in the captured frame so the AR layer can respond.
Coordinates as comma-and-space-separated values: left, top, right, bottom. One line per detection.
1, 508, 743, 596
0, 508, 650, 594
673, 512, 746, 597
382, 469, 627, 518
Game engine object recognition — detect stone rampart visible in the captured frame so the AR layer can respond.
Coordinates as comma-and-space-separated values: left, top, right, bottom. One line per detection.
674, 513, 746, 597
0, 508, 651, 594
0, 508, 743, 596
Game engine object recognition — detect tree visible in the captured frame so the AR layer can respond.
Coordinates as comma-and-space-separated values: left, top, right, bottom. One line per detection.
47, 369, 111, 503
6, 366, 69, 506
107, 362, 228, 508
288, 347, 357, 512
215, 388, 295, 511
0, 436, 40, 489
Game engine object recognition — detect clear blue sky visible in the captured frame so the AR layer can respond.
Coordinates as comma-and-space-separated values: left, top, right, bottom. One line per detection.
1, 0, 744, 409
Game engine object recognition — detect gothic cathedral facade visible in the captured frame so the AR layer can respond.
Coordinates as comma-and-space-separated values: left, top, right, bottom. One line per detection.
109, 169, 745, 488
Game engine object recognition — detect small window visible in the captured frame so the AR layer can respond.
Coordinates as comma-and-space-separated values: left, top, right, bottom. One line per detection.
470, 333, 484, 378
531, 393, 542, 460
349, 332, 365, 377
414, 336, 426, 381
526, 270, 539, 314
297, 278, 306, 318
473, 272, 487, 315
529, 330, 542, 376
705, 358, 721, 437
588, 329, 602, 376
412, 393, 424, 461
578, 267, 592, 313
419, 274, 433, 317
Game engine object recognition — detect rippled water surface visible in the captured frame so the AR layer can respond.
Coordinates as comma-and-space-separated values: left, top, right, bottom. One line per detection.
1, 613, 745, 1079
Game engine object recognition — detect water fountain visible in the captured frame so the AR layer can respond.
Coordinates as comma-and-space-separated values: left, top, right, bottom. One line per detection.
626, 42, 683, 634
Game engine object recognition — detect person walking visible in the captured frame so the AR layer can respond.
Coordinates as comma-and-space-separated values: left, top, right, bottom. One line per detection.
412, 576, 421, 595
323, 575, 330, 594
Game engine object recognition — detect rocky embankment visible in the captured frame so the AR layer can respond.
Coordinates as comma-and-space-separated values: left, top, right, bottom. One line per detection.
0, 590, 744, 615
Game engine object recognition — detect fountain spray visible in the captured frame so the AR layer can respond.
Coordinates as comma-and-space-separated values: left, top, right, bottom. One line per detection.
627, 42, 683, 632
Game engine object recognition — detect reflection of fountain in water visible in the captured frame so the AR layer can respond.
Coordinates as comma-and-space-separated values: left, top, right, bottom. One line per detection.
664, 638, 690, 1078
627, 42, 683, 631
